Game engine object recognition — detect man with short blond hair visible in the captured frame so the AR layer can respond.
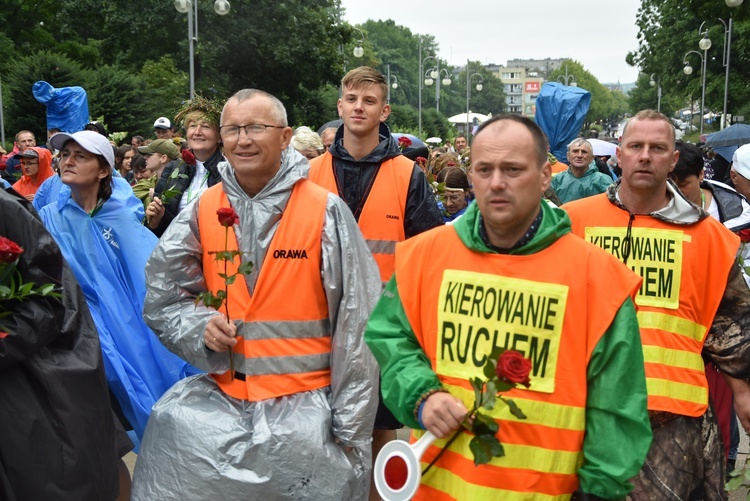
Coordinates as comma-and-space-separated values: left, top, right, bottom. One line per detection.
308, 67, 442, 498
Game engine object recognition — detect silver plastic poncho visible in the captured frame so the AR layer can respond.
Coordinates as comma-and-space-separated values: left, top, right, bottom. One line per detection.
132, 146, 382, 500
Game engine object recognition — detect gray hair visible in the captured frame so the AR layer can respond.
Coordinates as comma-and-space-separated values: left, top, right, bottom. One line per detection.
221, 89, 288, 126
567, 138, 592, 153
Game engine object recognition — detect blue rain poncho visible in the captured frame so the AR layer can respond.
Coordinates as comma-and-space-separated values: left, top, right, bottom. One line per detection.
39, 180, 199, 441
536, 82, 591, 164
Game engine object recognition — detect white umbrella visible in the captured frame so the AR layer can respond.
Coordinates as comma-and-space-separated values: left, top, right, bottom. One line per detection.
588, 138, 618, 157
447, 112, 491, 124
425, 137, 442, 144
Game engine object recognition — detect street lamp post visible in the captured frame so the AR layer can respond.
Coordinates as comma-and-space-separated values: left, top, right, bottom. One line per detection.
465, 61, 483, 143
340, 27, 365, 75
557, 65, 578, 87
683, 50, 707, 135
418, 50, 438, 136
424, 65, 451, 112
649, 74, 662, 113
351, 27, 365, 59
175, 0, 230, 99
700, 0, 744, 129
386, 64, 398, 103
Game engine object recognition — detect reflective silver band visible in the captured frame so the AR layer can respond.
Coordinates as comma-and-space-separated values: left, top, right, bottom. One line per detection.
366, 239, 397, 255
232, 351, 330, 376
236, 319, 330, 341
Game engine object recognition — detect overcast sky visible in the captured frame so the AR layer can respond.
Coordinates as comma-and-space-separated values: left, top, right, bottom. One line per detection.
339, 0, 642, 84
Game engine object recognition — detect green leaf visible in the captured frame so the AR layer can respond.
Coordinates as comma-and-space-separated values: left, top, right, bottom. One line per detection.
38, 284, 56, 295
195, 291, 212, 308
468, 434, 505, 466
18, 282, 34, 295
216, 290, 227, 300
489, 346, 506, 364
214, 251, 231, 262
483, 357, 496, 380
482, 380, 497, 410
237, 260, 254, 275
225, 275, 237, 285
471, 411, 499, 436
0, 285, 11, 297
504, 398, 527, 420
468, 435, 493, 466
494, 379, 513, 393
210, 297, 223, 310
470, 377, 484, 406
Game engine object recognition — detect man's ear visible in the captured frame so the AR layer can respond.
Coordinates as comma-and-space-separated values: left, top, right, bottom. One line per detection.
380, 103, 391, 123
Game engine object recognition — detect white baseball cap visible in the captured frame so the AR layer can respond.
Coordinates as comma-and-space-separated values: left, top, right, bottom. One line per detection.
732, 144, 750, 180
153, 117, 171, 129
49, 130, 115, 169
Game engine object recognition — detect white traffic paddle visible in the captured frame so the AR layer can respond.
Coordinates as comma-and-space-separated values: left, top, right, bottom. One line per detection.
373, 431, 437, 501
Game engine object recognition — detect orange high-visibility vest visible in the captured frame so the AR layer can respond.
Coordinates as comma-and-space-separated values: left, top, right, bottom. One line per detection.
396, 225, 641, 499
198, 181, 332, 401
564, 193, 739, 417
308, 151, 413, 282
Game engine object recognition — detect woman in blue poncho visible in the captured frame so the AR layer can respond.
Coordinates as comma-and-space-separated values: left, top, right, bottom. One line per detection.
39, 131, 198, 443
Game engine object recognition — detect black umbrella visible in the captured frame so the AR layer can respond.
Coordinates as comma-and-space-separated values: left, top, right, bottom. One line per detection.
704, 124, 750, 148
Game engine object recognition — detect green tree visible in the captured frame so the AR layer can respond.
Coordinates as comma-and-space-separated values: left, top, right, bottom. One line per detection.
292, 84, 340, 130
87, 65, 150, 137
140, 56, 190, 127
548, 60, 623, 129
445, 61, 506, 118
627, 0, 750, 123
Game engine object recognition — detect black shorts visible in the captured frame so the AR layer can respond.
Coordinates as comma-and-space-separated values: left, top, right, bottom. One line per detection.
374, 384, 404, 430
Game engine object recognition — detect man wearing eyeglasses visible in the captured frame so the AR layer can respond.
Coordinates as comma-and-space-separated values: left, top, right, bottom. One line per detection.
133, 89, 381, 500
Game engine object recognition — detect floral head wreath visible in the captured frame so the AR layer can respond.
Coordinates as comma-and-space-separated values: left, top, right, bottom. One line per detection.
174, 95, 223, 130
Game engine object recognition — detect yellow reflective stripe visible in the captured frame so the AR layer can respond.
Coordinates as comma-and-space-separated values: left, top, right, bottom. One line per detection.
419, 463, 571, 500
642, 345, 705, 372
646, 378, 708, 405
447, 384, 585, 432
637, 311, 706, 342
416, 429, 581, 476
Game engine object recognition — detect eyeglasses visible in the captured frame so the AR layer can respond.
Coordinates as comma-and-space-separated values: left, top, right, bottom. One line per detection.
219, 124, 285, 139
444, 193, 465, 203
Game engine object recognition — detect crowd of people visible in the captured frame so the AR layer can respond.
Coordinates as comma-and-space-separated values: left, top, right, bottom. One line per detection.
2, 65, 750, 501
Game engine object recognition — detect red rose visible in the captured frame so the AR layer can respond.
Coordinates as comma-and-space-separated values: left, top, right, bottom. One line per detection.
496, 350, 532, 387
216, 207, 239, 227
181, 148, 197, 166
416, 156, 427, 167
0, 237, 23, 263
398, 136, 412, 150
739, 229, 750, 243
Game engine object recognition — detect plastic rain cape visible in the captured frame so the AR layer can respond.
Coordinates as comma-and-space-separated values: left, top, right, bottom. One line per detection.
39, 181, 200, 441
536, 82, 591, 164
